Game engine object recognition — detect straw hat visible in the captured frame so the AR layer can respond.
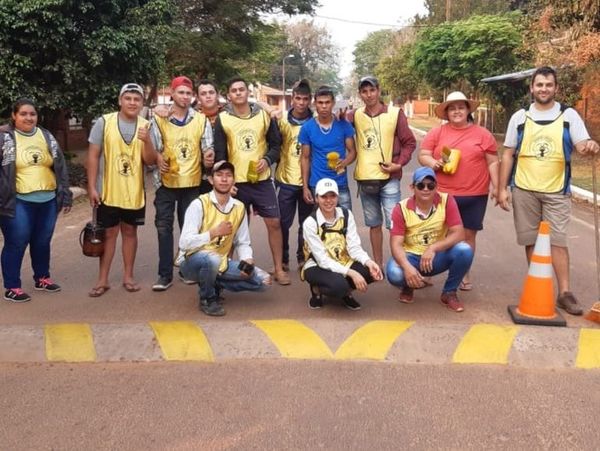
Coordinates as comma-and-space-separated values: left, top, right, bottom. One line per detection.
434, 91, 480, 120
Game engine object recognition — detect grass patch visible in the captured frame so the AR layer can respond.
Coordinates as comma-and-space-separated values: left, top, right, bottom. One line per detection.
571, 152, 598, 192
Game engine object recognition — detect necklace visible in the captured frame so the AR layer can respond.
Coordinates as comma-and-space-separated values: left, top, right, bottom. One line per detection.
317, 116, 333, 135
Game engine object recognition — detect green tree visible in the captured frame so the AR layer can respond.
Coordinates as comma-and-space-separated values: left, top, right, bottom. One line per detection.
412, 13, 526, 93
352, 30, 395, 77
0, 0, 173, 125
375, 43, 424, 100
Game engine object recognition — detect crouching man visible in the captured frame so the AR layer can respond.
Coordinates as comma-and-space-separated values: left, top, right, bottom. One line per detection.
386, 167, 473, 312
302, 178, 383, 310
178, 160, 271, 316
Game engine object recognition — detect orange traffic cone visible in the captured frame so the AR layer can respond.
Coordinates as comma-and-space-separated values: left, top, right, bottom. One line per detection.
508, 221, 566, 326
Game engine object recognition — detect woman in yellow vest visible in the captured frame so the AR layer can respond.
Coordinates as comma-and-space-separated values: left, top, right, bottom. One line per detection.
302, 178, 383, 310
0, 98, 72, 303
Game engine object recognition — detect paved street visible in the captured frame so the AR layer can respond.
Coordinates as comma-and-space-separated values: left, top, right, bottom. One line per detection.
1, 131, 600, 449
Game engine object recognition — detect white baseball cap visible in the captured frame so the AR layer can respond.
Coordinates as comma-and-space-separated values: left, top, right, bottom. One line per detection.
315, 178, 339, 196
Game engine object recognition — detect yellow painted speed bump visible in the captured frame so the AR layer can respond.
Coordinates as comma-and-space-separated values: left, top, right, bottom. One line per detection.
575, 329, 600, 369
45, 323, 96, 362
335, 320, 413, 360
453, 324, 519, 364
252, 320, 333, 359
150, 321, 214, 361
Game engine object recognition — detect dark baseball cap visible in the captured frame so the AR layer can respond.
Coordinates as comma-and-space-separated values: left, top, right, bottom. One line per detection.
211, 160, 235, 175
358, 76, 379, 89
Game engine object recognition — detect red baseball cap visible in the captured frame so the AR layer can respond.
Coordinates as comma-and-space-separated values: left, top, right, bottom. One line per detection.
171, 76, 193, 91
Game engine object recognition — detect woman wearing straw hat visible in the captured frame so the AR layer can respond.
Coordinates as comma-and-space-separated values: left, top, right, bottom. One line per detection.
418, 91, 498, 291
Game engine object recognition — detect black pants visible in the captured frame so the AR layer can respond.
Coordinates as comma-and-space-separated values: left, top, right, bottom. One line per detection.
304, 261, 374, 299
277, 183, 313, 264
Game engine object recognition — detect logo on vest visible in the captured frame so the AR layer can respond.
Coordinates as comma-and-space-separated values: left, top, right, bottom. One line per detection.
237, 129, 258, 152
294, 141, 302, 157
117, 154, 135, 176
532, 137, 555, 160
174, 138, 193, 161
23, 145, 48, 166
361, 128, 380, 151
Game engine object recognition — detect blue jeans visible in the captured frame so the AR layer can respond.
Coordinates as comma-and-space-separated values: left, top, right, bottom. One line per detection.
154, 185, 201, 279
386, 242, 473, 293
277, 183, 313, 265
359, 178, 401, 228
180, 251, 269, 301
0, 198, 58, 289
311, 184, 352, 211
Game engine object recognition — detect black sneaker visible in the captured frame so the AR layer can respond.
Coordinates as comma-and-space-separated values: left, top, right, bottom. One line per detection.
178, 271, 196, 285
199, 297, 225, 316
4, 288, 31, 303
34, 277, 61, 292
343, 295, 361, 311
309, 295, 323, 309
152, 276, 173, 292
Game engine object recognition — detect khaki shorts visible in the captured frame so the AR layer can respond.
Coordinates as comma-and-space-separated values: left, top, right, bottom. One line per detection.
512, 187, 570, 247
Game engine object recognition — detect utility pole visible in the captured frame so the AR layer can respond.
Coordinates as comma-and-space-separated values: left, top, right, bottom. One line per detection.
446, 0, 451, 21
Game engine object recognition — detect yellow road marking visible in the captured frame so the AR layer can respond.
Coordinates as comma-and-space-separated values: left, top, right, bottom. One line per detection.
453, 324, 519, 364
45, 323, 96, 362
335, 320, 414, 360
252, 320, 333, 359
576, 329, 600, 369
149, 321, 214, 361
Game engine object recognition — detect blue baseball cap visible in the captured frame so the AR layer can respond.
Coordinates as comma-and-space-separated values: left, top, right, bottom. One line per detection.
412, 167, 436, 184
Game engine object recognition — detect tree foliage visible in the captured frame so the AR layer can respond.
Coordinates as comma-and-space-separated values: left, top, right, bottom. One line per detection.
0, 0, 173, 122
375, 44, 424, 100
352, 30, 395, 77
412, 13, 526, 93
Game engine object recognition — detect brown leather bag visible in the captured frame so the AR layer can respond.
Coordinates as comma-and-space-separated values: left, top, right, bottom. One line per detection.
80, 207, 105, 257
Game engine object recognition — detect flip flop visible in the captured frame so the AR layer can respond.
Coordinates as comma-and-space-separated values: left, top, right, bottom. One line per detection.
88, 286, 110, 298
122, 282, 141, 292
459, 281, 473, 291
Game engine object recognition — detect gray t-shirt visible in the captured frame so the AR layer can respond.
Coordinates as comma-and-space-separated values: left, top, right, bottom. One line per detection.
504, 102, 590, 149
89, 115, 138, 148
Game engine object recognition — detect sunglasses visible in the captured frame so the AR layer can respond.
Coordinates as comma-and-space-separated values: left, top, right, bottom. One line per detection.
415, 181, 436, 191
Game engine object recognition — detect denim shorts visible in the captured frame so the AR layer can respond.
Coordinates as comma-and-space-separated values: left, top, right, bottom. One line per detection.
359, 178, 400, 228
235, 180, 280, 218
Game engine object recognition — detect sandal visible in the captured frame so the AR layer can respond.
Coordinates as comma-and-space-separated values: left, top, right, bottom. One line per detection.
459, 281, 473, 291
274, 270, 291, 286
122, 282, 141, 292
88, 286, 110, 298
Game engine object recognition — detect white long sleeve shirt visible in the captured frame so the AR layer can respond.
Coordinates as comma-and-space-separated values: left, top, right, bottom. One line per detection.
178, 191, 253, 262
302, 207, 371, 276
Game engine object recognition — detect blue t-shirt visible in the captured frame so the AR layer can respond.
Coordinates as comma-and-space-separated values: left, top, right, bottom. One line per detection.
299, 117, 355, 188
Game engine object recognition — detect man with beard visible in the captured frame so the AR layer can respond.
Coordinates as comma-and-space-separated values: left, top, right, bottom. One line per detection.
498, 66, 599, 315
151, 76, 213, 291
178, 160, 271, 316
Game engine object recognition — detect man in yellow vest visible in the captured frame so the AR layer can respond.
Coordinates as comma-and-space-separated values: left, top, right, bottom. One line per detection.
214, 77, 290, 285
498, 66, 600, 315
386, 167, 474, 312
275, 79, 314, 272
178, 160, 271, 316
349, 76, 416, 270
302, 178, 383, 310
87, 83, 157, 297
151, 76, 213, 291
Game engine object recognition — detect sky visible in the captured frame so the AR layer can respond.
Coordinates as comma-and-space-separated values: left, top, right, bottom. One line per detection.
274, 0, 428, 79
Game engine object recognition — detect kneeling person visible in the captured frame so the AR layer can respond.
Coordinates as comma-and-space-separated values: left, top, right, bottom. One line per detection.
302, 178, 383, 310
386, 167, 474, 312
178, 161, 271, 316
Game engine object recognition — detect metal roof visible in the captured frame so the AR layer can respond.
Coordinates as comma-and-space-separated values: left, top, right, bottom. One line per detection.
481, 68, 536, 83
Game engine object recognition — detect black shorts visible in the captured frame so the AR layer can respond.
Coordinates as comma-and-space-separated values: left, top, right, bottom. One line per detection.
454, 195, 488, 231
235, 180, 280, 218
97, 203, 145, 228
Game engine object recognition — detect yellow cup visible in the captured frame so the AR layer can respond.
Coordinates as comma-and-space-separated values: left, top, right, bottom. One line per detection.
247, 160, 259, 183
326, 152, 340, 170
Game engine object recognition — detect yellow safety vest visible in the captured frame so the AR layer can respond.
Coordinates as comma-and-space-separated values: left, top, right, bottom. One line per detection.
101, 112, 147, 210
514, 113, 566, 193
400, 193, 448, 256
155, 113, 206, 188
303, 208, 354, 268
354, 106, 399, 180
14, 129, 56, 194
275, 115, 303, 186
219, 110, 271, 183
195, 193, 247, 273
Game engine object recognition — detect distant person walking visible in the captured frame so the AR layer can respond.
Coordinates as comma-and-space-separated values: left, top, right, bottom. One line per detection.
0, 98, 72, 302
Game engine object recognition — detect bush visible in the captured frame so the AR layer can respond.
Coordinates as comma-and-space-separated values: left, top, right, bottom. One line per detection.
67, 159, 87, 188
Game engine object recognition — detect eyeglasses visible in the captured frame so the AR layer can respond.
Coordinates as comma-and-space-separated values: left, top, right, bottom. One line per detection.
415, 181, 436, 191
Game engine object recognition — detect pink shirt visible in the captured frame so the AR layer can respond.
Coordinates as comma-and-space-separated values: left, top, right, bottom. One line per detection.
421, 123, 497, 196
390, 193, 463, 236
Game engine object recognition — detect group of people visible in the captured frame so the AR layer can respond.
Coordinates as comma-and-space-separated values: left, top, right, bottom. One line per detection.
0, 66, 597, 318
